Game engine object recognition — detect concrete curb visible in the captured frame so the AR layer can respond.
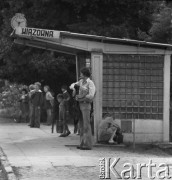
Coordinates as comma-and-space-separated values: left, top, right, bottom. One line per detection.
0, 147, 18, 180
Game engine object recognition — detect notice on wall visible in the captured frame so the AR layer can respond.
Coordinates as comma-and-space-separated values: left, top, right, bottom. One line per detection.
15, 27, 60, 39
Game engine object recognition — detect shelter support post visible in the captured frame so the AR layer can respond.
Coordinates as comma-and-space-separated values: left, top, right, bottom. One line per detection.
75, 55, 79, 81
163, 54, 171, 142
91, 52, 103, 143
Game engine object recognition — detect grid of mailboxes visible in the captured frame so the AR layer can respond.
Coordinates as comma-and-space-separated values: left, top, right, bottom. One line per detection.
103, 54, 164, 120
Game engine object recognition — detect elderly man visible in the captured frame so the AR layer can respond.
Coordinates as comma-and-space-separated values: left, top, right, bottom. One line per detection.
70, 67, 96, 150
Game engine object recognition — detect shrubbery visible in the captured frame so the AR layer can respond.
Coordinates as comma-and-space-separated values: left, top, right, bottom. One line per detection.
0, 81, 26, 118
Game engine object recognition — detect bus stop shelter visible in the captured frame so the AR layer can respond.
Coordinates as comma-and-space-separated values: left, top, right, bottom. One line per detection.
12, 26, 172, 143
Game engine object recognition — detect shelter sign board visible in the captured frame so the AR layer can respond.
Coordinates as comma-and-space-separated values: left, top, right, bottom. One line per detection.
15, 27, 60, 39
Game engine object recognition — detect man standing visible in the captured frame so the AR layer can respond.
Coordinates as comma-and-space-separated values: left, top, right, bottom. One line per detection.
70, 67, 96, 150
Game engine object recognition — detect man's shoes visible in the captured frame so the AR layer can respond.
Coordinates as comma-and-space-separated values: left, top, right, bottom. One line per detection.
80, 147, 92, 150
59, 134, 66, 137
59, 131, 71, 137
76, 146, 82, 149
65, 131, 71, 137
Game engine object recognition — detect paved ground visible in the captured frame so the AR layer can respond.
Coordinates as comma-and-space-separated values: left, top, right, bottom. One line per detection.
0, 117, 172, 180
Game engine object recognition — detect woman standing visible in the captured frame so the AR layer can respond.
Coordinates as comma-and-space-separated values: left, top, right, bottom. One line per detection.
28, 84, 35, 126
30, 82, 43, 128
44, 85, 54, 126
19, 88, 29, 122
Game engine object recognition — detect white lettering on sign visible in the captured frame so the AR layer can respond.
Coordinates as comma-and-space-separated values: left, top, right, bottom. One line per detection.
15, 27, 60, 39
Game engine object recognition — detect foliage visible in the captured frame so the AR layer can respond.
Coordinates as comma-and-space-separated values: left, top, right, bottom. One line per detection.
148, 1, 172, 43
0, 82, 23, 118
0, 83, 21, 108
1, 46, 76, 91
0, 0, 167, 89
65, 0, 156, 39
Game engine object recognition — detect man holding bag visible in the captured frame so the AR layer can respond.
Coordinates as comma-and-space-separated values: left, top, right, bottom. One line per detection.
70, 67, 96, 150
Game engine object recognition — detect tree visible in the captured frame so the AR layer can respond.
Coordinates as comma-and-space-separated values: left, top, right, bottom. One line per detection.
0, 0, 159, 89
64, 0, 157, 39
148, 1, 172, 43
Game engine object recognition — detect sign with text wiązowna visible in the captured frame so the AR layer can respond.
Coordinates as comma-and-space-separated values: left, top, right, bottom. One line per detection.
15, 27, 60, 39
